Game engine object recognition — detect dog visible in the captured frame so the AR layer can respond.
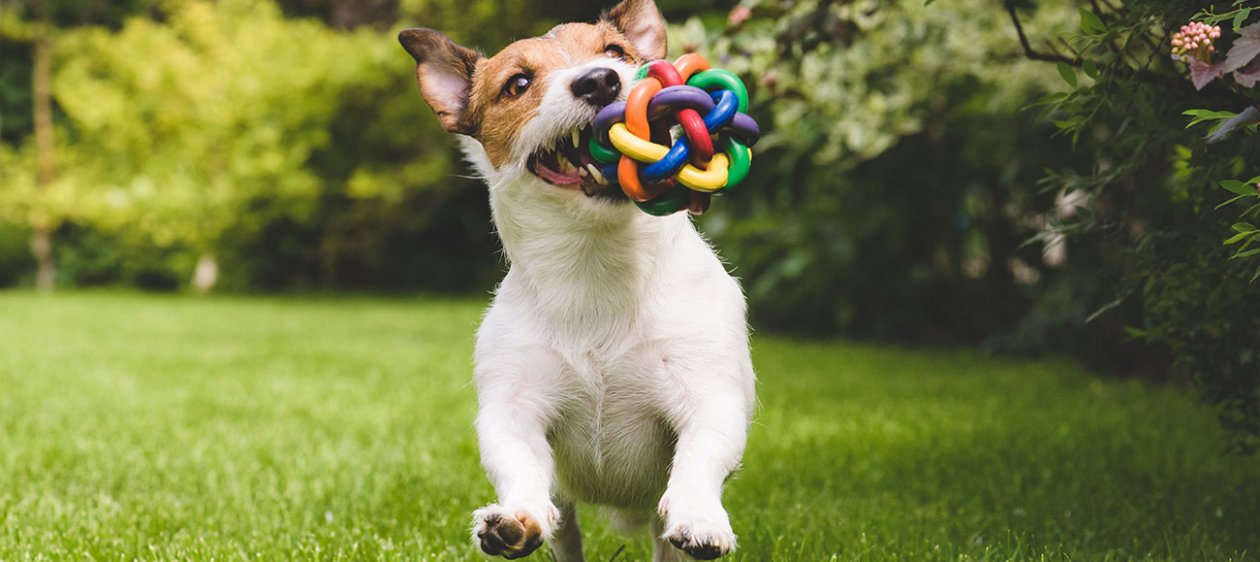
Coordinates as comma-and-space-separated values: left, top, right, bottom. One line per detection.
398, 1, 755, 560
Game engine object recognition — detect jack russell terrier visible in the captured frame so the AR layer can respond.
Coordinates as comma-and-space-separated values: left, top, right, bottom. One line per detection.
399, 1, 755, 559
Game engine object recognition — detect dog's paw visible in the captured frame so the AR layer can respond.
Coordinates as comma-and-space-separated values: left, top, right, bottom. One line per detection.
471, 505, 549, 559
662, 520, 737, 560
658, 495, 737, 560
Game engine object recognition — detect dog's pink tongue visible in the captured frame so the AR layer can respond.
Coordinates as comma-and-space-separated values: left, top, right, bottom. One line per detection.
536, 163, 582, 186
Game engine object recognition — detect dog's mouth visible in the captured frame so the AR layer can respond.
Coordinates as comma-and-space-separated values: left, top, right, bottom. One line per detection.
526, 126, 626, 202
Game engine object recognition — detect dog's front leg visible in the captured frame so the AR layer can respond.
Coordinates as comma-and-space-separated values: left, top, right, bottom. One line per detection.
471, 359, 564, 560
658, 359, 753, 560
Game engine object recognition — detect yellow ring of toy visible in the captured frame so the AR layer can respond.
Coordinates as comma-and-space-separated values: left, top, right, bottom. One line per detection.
677, 154, 729, 192
607, 123, 730, 192
608, 122, 668, 161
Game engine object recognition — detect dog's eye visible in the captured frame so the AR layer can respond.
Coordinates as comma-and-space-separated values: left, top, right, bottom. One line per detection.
604, 44, 626, 61
503, 74, 531, 98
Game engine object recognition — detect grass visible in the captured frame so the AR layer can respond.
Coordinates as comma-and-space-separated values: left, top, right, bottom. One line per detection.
0, 291, 1257, 562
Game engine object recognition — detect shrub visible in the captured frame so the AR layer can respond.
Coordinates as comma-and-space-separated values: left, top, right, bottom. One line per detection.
1028, 0, 1260, 451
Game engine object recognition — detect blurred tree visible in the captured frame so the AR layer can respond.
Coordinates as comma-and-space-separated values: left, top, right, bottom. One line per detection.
44, 0, 394, 291
0, 0, 159, 290
2, 1, 65, 292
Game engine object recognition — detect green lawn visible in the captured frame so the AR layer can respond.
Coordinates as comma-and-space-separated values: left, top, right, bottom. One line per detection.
0, 292, 1257, 561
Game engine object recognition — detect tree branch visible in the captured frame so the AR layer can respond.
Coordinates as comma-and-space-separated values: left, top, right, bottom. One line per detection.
1005, 0, 1081, 66
1088, 0, 1108, 23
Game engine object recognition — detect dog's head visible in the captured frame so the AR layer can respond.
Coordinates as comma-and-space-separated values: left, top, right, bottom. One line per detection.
399, 0, 666, 215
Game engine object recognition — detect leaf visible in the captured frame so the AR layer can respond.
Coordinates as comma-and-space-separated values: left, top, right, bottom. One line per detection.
1234, 57, 1260, 87
1221, 179, 1258, 198
1223, 23, 1260, 73
1056, 62, 1077, 87
1232, 222, 1256, 233
1207, 106, 1260, 142
1231, 247, 1260, 258
1224, 231, 1254, 244
1217, 194, 1249, 209
1036, 92, 1070, 105
1085, 295, 1126, 324
1190, 59, 1227, 90
1235, 8, 1252, 30
1251, 266, 1260, 283
1082, 60, 1099, 79
1222, 179, 1251, 194
1183, 109, 1236, 127
1078, 8, 1105, 33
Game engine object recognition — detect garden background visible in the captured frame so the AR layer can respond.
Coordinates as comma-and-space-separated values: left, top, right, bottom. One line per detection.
2, 0, 1259, 560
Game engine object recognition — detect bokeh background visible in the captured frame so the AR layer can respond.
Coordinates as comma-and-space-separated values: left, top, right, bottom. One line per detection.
2, 0, 1259, 492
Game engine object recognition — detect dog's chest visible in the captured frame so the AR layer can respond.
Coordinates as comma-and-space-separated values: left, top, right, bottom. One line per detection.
546, 344, 675, 509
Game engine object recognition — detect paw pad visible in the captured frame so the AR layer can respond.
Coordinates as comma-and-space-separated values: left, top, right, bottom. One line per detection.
667, 526, 732, 560
476, 511, 543, 559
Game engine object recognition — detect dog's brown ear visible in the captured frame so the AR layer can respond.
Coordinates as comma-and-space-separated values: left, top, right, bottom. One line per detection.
606, 0, 667, 61
398, 28, 482, 135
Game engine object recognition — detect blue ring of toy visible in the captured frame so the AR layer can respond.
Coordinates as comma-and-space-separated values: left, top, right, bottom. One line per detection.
703, 90, 739, 130
642, 138, 691, 182
600, 162, 619, 183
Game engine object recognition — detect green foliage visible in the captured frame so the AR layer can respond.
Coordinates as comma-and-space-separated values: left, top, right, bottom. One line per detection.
50, 1, 386, 252
673, 0, 1068, 165
1, 293, 1258, 560
668, 0, 1081, 340
1032, 0, 1260, 451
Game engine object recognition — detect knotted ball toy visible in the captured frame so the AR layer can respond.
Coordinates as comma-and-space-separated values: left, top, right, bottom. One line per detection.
589, 54, 760, 216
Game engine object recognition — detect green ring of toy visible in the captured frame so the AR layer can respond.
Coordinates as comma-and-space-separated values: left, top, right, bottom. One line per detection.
588, 136, 620, 163
722, 138, 751, 191
634, 186, 690, 216
686, 69, 749, 113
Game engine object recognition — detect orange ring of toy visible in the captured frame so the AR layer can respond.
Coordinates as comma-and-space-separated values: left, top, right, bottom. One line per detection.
625, 78, 660, 139
673, 53, 711, 83
619, 77, 663, 201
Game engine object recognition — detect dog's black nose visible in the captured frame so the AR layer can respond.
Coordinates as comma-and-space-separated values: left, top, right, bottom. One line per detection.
570, 67, 621, 107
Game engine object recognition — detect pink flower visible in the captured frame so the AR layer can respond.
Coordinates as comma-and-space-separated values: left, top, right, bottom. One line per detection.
1172, 21, 1223, 64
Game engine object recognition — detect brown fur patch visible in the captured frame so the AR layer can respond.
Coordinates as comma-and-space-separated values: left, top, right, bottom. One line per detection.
462, 22, 648, 167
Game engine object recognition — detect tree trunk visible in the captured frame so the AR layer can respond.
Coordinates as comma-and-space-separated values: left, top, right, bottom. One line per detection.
32, 31, 57, 293
29, 227, 55, 290
191, 253, 219, 293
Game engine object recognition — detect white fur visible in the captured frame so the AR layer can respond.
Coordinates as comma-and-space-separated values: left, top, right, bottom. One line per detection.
462, 56, 755, 562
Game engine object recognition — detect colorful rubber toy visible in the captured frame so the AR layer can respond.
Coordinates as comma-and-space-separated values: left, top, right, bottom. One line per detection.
589, 53, 760, 216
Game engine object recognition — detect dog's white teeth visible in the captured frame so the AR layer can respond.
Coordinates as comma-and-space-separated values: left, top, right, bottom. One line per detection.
558, 158, 576, 175
571, 128, 581, 148
578, 166, 589, 177
586, 164, 606, 185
